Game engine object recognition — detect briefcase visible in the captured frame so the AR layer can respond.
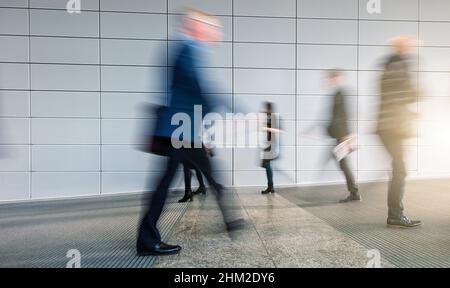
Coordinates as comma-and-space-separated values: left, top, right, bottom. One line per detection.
148, 135, 171, 156
141, 105, 171, 156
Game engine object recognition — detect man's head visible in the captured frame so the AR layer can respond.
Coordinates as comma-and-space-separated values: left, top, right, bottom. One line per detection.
183, 9, 222, 43
326, 69, 343, 87
389, 35, 416, 55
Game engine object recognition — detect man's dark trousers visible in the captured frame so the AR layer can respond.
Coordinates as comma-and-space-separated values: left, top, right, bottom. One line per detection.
337, 155, 358, 195
379, 133, 406, 219
137, 146, 234, 250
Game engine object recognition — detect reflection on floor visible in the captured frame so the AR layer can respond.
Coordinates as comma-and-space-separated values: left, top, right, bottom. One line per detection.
153, 187, 392, 268
1, 178, 450, 268
0, 193, 188, 268
279, 179, 450, 268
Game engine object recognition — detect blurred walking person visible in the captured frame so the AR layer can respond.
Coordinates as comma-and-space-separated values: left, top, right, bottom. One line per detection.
179, 122, 217, 202
377, 36, 422, 228
136, 10, 245, 257
260, 102, 282, 194
178, 162, 206, 203
326, 70, 361, 203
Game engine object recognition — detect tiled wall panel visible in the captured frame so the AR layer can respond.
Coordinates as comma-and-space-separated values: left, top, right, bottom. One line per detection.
0, 1, 447, 201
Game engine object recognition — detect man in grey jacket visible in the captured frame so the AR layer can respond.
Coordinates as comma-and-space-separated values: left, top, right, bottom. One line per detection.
377, 36, 422, 229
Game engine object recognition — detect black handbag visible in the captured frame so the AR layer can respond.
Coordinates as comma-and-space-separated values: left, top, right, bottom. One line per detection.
148, 135, 171, 156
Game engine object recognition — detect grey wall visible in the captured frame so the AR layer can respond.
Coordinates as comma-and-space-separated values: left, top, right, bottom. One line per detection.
0, 0, 449, 201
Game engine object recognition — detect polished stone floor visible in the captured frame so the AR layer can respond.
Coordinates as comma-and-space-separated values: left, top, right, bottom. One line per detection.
153, 187, 393, 268
2, 178, 450, 268
279, 179, 450, 268
155, 178, 450, 268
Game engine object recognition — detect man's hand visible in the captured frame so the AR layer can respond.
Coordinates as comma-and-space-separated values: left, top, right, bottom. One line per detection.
261, 127, 283, 133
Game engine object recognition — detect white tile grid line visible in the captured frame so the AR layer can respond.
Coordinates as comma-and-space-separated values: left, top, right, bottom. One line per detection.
356, 0, 360, 183
0, 1, 447, 199
98, 2, 102, 195
27, 0, 31, 199
0, 0, 446, 19
295, 0, 298, 183
417, 0, 421, 177
0, 8, 445, 23
231, 0, 234, 186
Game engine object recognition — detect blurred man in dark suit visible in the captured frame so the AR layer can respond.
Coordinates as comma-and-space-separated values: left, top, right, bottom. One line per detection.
136, 10, 245, 257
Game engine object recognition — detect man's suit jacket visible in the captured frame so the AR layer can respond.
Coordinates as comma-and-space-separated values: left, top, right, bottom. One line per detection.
376, 53, 418, 138
155, 38, 213, 146
327, 89, 350, 140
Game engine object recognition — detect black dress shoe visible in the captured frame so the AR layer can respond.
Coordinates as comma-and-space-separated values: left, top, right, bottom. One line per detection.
178, 191, 193, 203
339, 193, 362, 203
137, 242, 181, 256
261, 187, 275, 194
193, 185, 206, 195
387, 216, 422, 229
